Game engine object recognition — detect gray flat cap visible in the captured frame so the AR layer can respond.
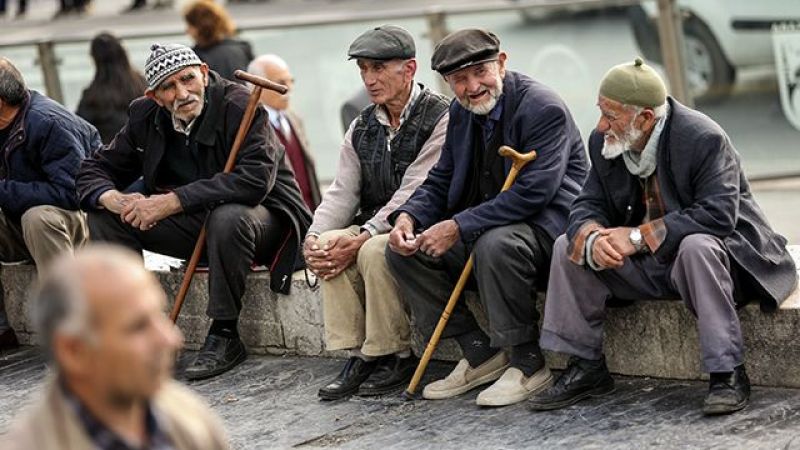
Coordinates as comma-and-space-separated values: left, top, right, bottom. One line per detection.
431, 29, 500, 75
347, 25, 416, 61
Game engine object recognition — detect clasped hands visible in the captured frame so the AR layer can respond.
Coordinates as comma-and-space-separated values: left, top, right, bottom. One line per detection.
99, 190, 182, 231
591, 227, 640, 269
303, 232, 370, 281
388, 213, 460, 258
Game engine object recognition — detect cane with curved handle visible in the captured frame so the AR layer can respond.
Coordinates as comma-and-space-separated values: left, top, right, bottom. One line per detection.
403, 145, 538, 398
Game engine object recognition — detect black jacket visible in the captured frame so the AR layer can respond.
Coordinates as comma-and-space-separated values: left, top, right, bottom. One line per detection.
77, 72, 311, 294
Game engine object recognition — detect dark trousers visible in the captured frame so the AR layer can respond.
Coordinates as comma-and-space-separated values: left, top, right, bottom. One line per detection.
386, 222, 553, 349
88, 203, 285, 320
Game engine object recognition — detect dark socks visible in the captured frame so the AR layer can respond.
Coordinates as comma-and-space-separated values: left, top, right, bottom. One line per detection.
209, 319, 238, 339
455, 329, 496, 368
510, 340, 544, 377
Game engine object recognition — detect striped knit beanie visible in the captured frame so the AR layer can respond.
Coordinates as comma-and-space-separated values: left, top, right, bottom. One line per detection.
144, 43, 203, 91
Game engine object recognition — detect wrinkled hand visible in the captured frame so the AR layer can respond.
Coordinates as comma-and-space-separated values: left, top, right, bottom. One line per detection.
98, 190, 145, 215
303, 236, 327, 275
591, 227, 636, 269
304, 233, 369, 280
417, 219, 460, 258
122, 193, 182, 231
388, 213, 419, 256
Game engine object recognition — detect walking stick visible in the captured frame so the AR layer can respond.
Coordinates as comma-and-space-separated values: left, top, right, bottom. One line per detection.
403, 145, 538, 399
169, 70, 288, 323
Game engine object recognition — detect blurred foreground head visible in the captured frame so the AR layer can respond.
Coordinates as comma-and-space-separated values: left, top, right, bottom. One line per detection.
33, 245, 183, 405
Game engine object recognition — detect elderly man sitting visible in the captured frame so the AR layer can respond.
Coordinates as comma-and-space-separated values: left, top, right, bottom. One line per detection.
77, 43, 311, 381
307, 25, 449, 400
386, 29, 587, 407
529, 58, 798, 416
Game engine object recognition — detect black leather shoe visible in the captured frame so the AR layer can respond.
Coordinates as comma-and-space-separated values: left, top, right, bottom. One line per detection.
0, 327, 18, 352
181, 334, 247, 381
528, 356, 614, 410
703, 365, 750, 416
357, 354, 419, 397
318, 357, 378, 400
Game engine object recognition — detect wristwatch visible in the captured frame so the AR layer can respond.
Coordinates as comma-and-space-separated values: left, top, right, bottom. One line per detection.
629, 227, 646, 252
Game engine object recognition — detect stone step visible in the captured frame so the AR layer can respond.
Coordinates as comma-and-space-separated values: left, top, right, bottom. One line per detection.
4, 246, 800, 387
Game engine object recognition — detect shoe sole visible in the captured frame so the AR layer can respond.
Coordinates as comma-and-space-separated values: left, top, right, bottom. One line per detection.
703, 399, 748, 416
356, 373, 415, 397
476, 367, 554, 407
528, 382, 615, 411
423, 364, 509, 400
183, 349, 247, 381
318, 385, 360, 401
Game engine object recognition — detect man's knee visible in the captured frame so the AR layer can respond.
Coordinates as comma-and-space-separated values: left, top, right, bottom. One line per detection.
206, 204, 253, 235
676, 234, 727, 265
21, 206, 67, 235
358, 234, 388, 263
473, 224, 532, 265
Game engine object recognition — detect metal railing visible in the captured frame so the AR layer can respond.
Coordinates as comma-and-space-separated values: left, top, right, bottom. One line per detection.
0, 0, 692, 107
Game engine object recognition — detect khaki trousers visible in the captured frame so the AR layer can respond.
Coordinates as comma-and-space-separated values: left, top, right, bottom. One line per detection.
0, 205, 88, 274
319, 226, 411, 356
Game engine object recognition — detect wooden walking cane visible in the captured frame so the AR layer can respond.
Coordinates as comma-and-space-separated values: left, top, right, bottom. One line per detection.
402, 145, 538, 399
169, 70, 288, 323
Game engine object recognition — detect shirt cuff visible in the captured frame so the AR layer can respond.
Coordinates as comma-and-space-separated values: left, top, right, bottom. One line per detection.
585, 231, 605, 271
360, 223, 378, 237
639, 218, 667, 253
568, 220, 603, 265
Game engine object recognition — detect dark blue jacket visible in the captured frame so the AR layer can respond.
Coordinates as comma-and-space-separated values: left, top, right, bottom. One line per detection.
0, 90, 100, 219
394, 71, 587, 242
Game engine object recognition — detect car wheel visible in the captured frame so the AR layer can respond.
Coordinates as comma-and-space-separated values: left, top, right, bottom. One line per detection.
683, 17, 736, 103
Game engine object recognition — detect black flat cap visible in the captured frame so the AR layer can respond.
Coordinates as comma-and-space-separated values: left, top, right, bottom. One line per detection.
431, 29, 500, 75
347, 25, 416, 61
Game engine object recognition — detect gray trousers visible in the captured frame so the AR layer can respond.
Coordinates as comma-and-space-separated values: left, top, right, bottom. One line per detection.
386, 223, 553, 348
540, 233, 744, 373
87, 203, 285, 320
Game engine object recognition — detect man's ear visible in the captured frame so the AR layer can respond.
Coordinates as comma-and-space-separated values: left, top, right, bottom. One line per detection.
496, 52, 508, 78
145, 90, 164, 107
404, 58, 417, 82
638, 108, 657, 130
200, 63, 210, 86
54, 334, 91, 379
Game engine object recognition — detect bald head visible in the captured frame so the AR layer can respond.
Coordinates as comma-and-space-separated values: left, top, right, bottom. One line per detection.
248, 54, 294, 111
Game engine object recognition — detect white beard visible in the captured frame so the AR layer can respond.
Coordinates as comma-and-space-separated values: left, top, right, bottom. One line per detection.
601, 124, 643, 160
459, 74, 503, 116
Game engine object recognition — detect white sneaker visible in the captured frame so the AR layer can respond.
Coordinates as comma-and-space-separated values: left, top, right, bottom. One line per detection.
475, 366, 553, 407
422, 352, 509, 400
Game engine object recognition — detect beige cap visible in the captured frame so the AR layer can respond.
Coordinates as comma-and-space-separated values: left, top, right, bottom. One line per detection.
599, 57, 667, 108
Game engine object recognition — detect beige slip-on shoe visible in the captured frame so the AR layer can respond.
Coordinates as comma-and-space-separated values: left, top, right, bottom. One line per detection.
422, 352, 510, 400
476, 366, 554, 407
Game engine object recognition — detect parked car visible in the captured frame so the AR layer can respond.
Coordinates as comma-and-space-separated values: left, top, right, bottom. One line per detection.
629, 0, 800, 102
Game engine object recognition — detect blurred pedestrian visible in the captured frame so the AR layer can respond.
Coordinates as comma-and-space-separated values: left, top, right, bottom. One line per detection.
0, 0, 27, 19
248, 54, 321, 211
54, 0, 91, 18
123, 0, 171, 13
2, 245, 230, 450
77, 33, 147, 144
183, 0, 253, 83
